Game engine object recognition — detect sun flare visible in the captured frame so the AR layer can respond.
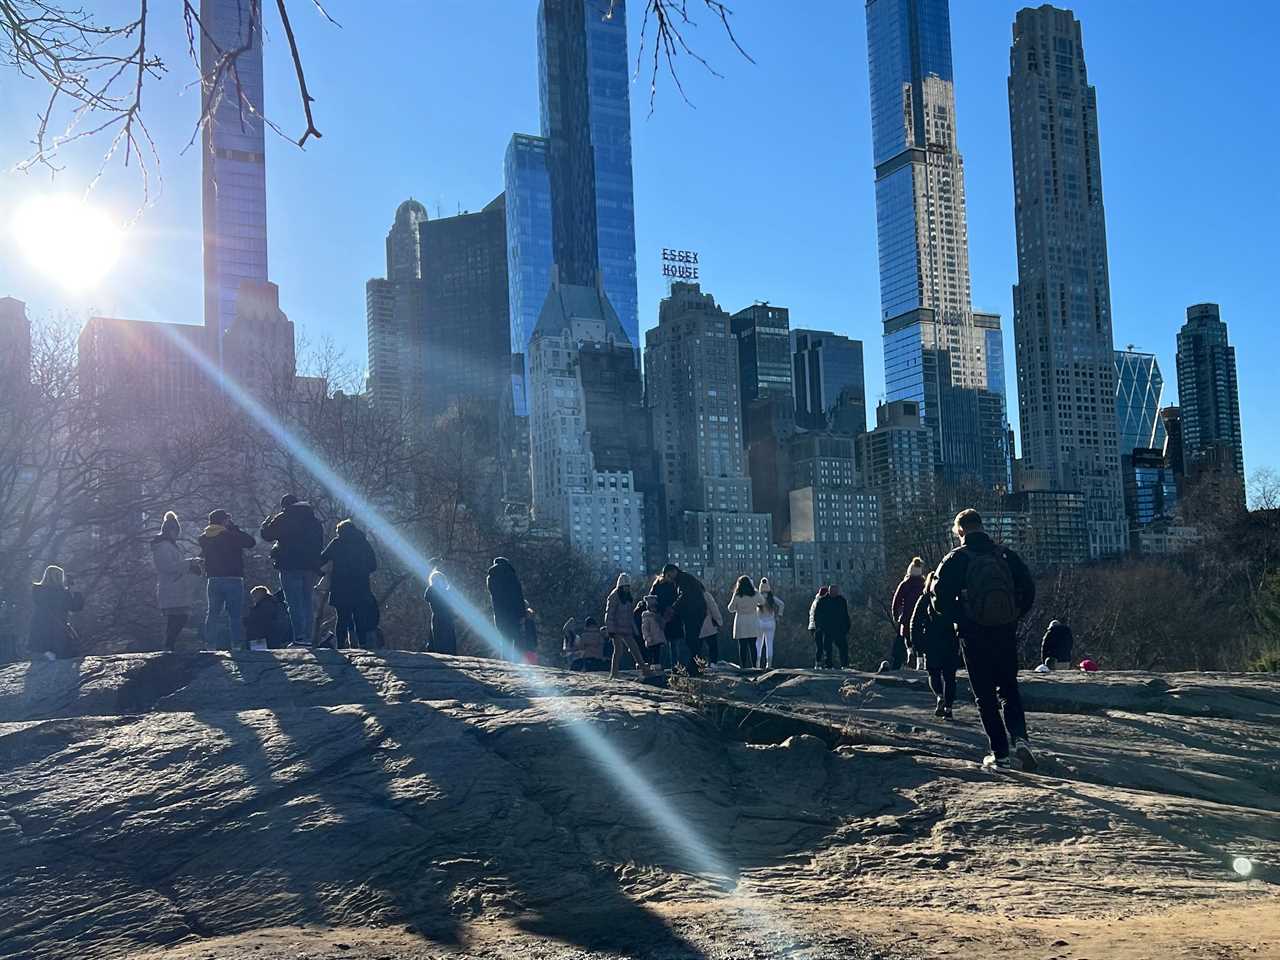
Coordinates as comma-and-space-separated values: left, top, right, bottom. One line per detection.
11, 194, 124, 292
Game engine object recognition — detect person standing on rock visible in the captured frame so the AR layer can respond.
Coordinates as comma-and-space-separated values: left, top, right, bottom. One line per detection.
727, 576, 762, 668
1037, 619, 1075, 672
423, 566, 459, 655
29, 565, 84, 660
486, 557, 527, 661
150, 511, 203, 652
755, 578, 785, 670
605, 574, 651, 679
199, 510, 255, 651
698, 588, 723, 665
910, 572, 960, 719
888, 557, 926, 672
259, 494, 325, 647
651, 563, 708, 672
808, 586, 828, 668
319, 519, 379, 650
639, 594, 667, 666
816, 584, 851, 669
933, 509, 1037, 771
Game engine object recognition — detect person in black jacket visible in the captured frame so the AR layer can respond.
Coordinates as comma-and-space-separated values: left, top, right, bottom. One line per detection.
486, 557, 526, 661
199, 510, 256, 651
1039, 619, 1074, 671
319, 519, 379, 649
29, 565, 84, 660
933, 509, 1036, 770
909, 572, 960, 719
814, 584, 851, 669
650, 563, 708, 672
423, 566, 459, 655
244, 586, 292, 650
260, 494, 324, 647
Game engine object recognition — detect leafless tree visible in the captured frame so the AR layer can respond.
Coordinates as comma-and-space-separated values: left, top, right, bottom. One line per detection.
1, 0, 751, 191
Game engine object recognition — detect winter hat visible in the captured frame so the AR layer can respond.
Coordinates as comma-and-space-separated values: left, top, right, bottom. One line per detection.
250, 585, 272, 602
280, 494, 300, 508
1049, 619, 1061, 628
907, 557, 925, 577
1079, 658, 1100, 673
208, 509, 231, 525
617, 572, 631, 588
160, 511, 180, 538
759, 577, 771, 591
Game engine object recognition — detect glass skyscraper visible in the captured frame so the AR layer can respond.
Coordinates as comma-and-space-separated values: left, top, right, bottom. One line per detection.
537, 0, 639, 348
1114, 350, 1168, 456
792, 329, 867, 436
865, 0, 1010, 493
1009, 5, 1127, 557
200, 0, 269, 347
504, 134, 555, 415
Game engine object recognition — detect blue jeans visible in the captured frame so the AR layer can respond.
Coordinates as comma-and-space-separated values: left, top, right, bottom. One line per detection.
279, 571, 316, 643
206, 577, 245, 650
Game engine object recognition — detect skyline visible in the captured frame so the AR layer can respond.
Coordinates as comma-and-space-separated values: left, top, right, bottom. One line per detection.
0, 1, 1275, 483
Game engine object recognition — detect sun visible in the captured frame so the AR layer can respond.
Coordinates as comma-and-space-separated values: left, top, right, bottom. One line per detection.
11, 194, 125, 292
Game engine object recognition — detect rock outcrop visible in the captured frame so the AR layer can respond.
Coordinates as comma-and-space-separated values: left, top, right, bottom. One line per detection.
1, 652, 1277, 960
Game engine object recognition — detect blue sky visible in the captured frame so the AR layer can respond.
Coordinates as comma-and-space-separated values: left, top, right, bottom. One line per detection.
0, 1, 1275, 478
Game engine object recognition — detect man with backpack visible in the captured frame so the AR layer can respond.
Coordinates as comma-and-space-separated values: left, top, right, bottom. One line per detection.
933, 509, 1036, 771
259, 494, 325, 647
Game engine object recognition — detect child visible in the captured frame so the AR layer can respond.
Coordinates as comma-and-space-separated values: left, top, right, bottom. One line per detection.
639, 595, 666, 667
244, 586, 291, 651
570, 617, 608, 672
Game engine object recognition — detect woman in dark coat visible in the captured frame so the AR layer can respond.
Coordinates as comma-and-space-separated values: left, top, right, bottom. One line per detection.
486, 557, 527, 660
423, 567, 459, 655
29, 565, 84, 660
319, 520, 379, 649
909, 572, 961, 719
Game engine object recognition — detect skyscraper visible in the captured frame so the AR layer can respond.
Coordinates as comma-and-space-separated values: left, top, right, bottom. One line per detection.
504, 133, 555, 415
865, 0, 1010, 492
856, 400, 936, 564
367, 202, 430, 415
200, 0, 269, 345
528, 274, 649, 569
1008, 5, 1127, 557
538, 0, 639, 347
419, 196, 511, 424
386, 199, 429, 281
0, 297, 31, 392
792, 329, 867, 435
646, 283, 773, 580
1114, 349, 1168, 457
788, 433, 884, 590
1176, 302, 1244, 484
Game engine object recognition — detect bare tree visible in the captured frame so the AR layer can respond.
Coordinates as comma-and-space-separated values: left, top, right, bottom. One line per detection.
1, 0, 751, 189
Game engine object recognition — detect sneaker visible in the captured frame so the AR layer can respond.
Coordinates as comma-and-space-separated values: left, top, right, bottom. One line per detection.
1033, 663, 1051, 673
942, 706, 954, 720
982, 753, 1013, 770
1013, 738, 1038, 772
933, 699, 946, 718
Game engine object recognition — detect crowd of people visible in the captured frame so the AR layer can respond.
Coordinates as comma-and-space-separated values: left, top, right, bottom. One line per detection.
26, 500, 1083, 770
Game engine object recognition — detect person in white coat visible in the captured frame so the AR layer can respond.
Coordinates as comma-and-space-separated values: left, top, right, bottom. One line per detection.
150, 511, 203, 651
726, 575, 762, 668
756, 577, 785, 669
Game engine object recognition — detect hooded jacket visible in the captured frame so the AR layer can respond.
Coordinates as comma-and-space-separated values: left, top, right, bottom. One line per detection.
259, 502, 324, 572
1042, 621, 1075, 662
604, 585, 637, 637
198, 523, 256, 578
423, 571, 458, 654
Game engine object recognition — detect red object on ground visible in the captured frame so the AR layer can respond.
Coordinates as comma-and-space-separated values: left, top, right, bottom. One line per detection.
1079, 658, 1100, 672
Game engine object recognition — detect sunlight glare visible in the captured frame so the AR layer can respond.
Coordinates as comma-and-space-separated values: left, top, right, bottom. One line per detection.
11, 194, 124, 291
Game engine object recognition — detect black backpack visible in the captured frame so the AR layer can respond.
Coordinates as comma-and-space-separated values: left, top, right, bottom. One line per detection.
962, 549, 1019, 627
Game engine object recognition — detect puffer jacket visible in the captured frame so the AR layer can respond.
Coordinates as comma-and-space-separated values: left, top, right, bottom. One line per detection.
198, 523, 255, 578
151, 536, 201, 611
604, 587, 636, 637
727, 593, 762, 640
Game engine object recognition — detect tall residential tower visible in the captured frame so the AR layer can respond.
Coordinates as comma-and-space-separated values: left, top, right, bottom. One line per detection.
200, 0, 269, 345
865, 0, 1011, 493
1176, 303, 1244, 498
1008, 5, 1127, 556
537, 0, 639, 347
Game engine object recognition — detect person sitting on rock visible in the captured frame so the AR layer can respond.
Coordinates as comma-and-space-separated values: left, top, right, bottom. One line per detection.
1037, 619, 1075, 672
568, 617, 608, 673
244, 586, 291, 651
